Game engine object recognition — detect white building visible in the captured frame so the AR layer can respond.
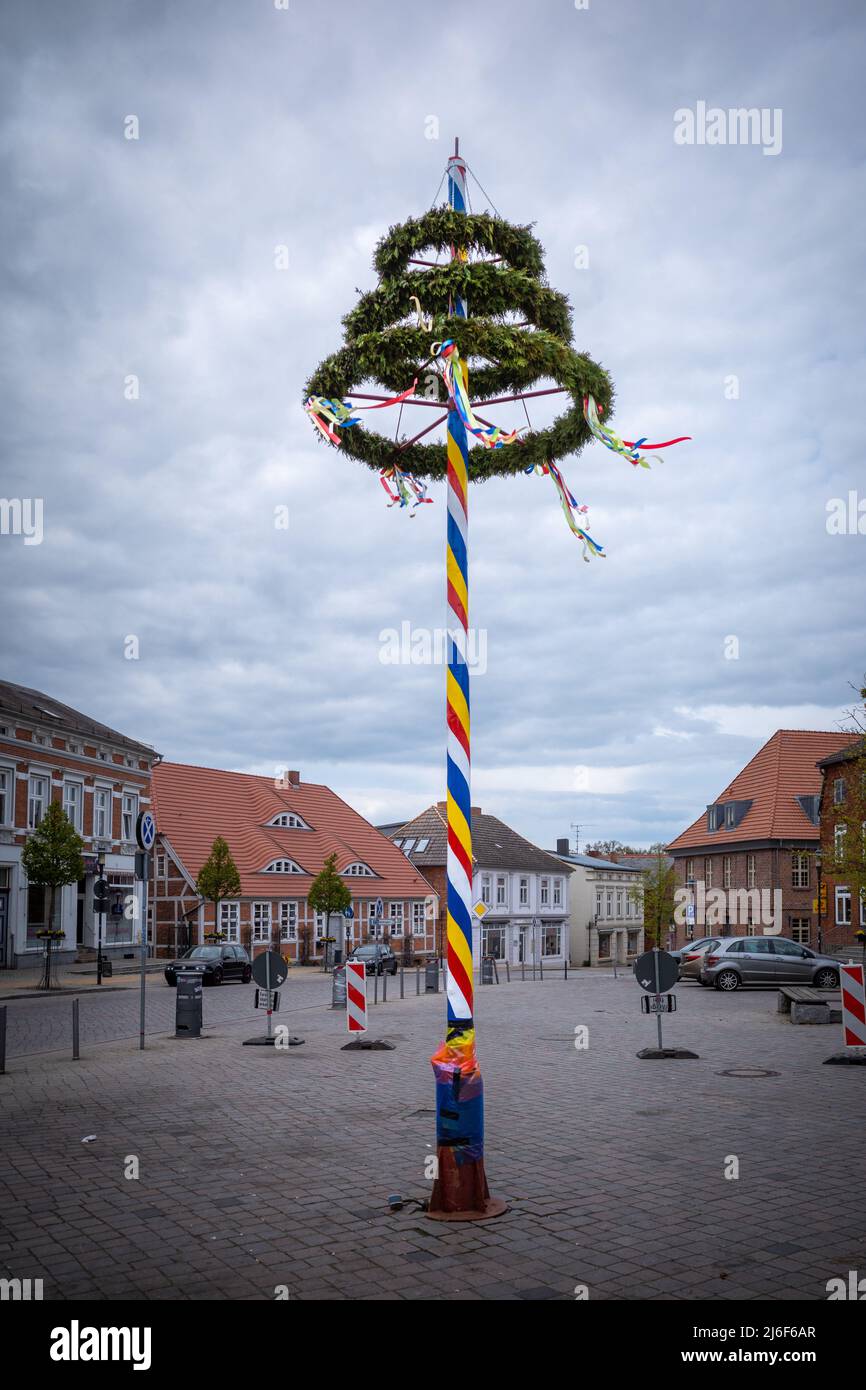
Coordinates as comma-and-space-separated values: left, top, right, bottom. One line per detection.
386, 803, 572, 969
552, 841, 645, 966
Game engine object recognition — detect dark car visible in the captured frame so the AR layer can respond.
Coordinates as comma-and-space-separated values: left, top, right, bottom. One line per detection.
164, 944, 252, 987
347, 943, 399, 976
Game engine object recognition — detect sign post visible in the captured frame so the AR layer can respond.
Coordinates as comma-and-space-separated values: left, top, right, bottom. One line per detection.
824, 962, 866, 1066
242, 951, 303, 1047
633, 947, 698, 1060
135, 811, 156, 1052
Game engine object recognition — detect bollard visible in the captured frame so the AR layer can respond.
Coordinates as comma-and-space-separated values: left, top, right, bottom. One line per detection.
505, 960, 510, 983
540, 959, 544, 981
383, 968, 388, 1003
564, 959, 568, 981
72, 998, 80, 1060
0, 1005, 5, 1075
400, 965, 404, 1000
416, 964, 420, 995
374, 969, 379, 1005
521, 959, 525, 982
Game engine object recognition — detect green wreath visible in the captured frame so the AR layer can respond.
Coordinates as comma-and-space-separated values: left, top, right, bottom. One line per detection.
304, 210, 614, 482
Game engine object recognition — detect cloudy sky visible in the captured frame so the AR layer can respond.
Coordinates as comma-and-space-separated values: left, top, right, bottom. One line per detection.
2, 0, 864, 853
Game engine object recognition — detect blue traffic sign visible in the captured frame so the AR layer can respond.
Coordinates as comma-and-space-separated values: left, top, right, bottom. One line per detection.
136, 810, 156, 851
344, 906, 354, 919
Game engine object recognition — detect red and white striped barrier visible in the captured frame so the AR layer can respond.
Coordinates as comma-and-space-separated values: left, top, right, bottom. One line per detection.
840, 963, 866, 1050
346, 960, 367, 1034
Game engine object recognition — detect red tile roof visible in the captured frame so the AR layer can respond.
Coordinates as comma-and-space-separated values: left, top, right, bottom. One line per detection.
151, 762, 435, 900
667, 730, 861, 852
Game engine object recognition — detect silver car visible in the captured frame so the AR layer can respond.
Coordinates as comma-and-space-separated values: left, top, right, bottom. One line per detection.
678, 938, 721, 981
700, 936, 841, 992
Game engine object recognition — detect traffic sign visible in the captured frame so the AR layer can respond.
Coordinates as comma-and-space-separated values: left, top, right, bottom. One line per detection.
373, 897, 384, 919
343, 906, 354, 919
346, 959, 367, 1032
255, 989, 281, 1012
633, 948, 679, 994
641, 993, 677, 1015
472, 900, 489, 919
251, 951, 289, 990
136, 810, 156, 852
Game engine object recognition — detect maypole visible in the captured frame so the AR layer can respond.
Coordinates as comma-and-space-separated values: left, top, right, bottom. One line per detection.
428, 141, 505, 1220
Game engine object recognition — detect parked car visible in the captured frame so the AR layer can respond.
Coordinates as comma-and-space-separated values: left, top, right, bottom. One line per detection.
164, 944, 252, 987
347, 943, 399, 976
699, 937, 841, 992
678, 938, 721, 981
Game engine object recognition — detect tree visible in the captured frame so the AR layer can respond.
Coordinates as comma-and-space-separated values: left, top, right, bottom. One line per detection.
630, 850, 676, 949
195, 837, 241, 939
585, 840, 636, 858
307, 853, 351, 959
21, 800, 85, 945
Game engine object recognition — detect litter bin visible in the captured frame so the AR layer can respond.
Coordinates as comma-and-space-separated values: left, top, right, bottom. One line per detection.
425, 961, 440, 993
175, 970, 203, 1038
98, 954, 113, 979
481, 956, 495, 985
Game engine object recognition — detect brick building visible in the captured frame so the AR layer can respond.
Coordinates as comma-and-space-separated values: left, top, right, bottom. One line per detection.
667, 729, 860, 950
816, 737, 866, 953
151, 762, 438, 962
384, 803, 572, 967
0, 681, 158, 968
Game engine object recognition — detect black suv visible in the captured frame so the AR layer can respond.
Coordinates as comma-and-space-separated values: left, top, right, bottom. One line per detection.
164, 944, 252, 987
347, 943, 399, 976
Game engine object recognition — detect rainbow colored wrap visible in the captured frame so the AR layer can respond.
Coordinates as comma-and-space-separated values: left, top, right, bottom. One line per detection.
583, 394, 691, 469
527, 461, 605, 562
379, 465, 433, 512
433, 341, 521, 450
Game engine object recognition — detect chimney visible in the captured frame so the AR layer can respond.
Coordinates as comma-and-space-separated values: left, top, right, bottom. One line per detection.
556, 837, 570, 856
287, 770, 300, 787
470, 806, 481, 817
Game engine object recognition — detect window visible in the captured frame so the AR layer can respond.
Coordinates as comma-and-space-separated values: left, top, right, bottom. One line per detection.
314, 910, 328, 936
542, 925, 561, 957
121, 792, 138, 842
392, 839, 402, 848
252, 902, 272, 941
267, 812, 311, 830
707, 806, 719, 831
28, 775, 48, 829
93, 786, 111, 840
540, 877, 549, 906
482, 924, 505, 959
835, 887, 852, 925
0, 766, 11, 825
790, 918, 811, 944
415, 838, 429, 852
62, 780, 82, 830
626, 896, 632, 919
279, 901, 298, 941
791, 851, 810, 889
343, 862, 375, 877
723, 856, 732, 889
833, 777, 846, 805
552, 878, 562, 907
262, 859, 304, 874
606, 890, 613, 917
686, 859, 694, 885
402, 838, 416, 854
595, 889, 603, 919
724, 803, 736, 828
219, 902, 240, 942
412, 901, 427, 932
747, 854, 756, 889
388, 902, 404, 932
615, 891, 623, 919
835, 824, 847, 863
156, 853, 167, 880
481, 875, 491, 905
519, 877, 529, 907
704, 858, 713, 889
495, 876, 507, 906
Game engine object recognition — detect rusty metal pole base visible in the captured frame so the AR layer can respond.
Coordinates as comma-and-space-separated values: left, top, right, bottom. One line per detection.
426, 1147, 507, 1222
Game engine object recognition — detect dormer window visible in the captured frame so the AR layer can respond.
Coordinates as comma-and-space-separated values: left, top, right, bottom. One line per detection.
262, 858, 305, 874
266, 811, 312, 830
724, 803, 736, 829
342, 862, 376, 877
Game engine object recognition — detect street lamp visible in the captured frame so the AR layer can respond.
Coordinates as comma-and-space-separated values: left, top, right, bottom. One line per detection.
815, 847, 823, 954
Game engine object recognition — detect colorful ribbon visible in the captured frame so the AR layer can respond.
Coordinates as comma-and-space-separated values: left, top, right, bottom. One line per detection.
305, 378, 421, 448
583, 394, 690, 469
432, 340, 521, 450
526, 461, 605, 562
379, 464, 433, 514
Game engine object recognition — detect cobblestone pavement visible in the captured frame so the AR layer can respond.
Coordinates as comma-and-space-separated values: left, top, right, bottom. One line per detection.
1, 973, 864, 1301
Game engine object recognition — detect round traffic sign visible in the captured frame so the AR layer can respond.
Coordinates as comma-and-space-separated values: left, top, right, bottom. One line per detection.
633, 948, 678, 994
343, 906, 354, 919
251, 950, 289, 989
136, 810, 156, 851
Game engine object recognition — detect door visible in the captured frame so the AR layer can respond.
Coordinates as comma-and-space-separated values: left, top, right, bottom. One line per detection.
740, 938, 778, 983
770, 939, 813, 982
0, 890, 7, 966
